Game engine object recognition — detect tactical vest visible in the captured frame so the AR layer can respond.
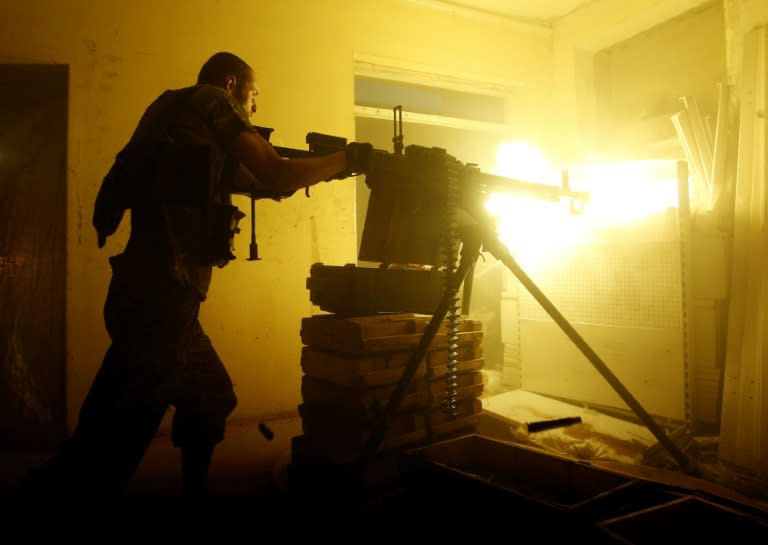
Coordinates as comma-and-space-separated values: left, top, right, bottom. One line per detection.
92, 86, 245, 268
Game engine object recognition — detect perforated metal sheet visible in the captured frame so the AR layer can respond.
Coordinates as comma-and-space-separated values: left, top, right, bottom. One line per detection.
518, 240, 683, 330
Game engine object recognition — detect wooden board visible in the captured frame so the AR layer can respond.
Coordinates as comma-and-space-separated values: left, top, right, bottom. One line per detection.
301, 374, 429, 412
300, 346, 484, 386
300, 346, 427, 387
300, 372, 484, 413
298, 399, 482, 451
300, 312, 483, 354
520, 320, 686, 421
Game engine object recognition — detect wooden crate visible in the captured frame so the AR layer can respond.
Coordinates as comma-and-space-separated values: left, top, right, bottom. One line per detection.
296, 311, 485, 465
306, 262, 445, 316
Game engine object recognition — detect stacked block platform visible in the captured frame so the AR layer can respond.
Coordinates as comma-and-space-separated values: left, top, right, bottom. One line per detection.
289, 312, 485, 492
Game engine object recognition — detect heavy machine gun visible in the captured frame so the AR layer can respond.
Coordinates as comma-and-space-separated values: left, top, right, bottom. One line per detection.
351, 117, 695, 475
256, 115, 693, 474
359, 143, 587, 268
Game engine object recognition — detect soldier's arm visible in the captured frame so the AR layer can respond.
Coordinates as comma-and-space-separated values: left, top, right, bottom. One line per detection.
228, 130, 347, 195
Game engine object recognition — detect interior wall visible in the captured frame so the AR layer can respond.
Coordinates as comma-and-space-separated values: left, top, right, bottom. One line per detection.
592, 0, 727, 163
0, 0, 552, 431
591, 1, 729, 432
724, 0, 768, 90
547, 0, 714, 167
552, 0, 768, 439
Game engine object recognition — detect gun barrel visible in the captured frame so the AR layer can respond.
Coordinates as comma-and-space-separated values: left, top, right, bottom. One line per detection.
465, 170, 588, 205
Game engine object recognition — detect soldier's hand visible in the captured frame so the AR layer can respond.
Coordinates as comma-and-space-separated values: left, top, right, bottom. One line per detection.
344, 142, 374, 176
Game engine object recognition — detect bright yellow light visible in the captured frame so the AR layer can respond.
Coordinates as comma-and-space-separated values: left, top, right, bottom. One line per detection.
486, 141, 579, 274
486, 193, 589, 275
570, 161, 680, 226
491, 141, 561, 186
486, 143, 680, 275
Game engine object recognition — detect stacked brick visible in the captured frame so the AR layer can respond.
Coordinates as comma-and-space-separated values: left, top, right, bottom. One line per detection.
291, 312, 485, 468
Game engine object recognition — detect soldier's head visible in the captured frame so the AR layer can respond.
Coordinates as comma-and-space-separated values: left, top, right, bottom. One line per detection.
198, 52, 258, 114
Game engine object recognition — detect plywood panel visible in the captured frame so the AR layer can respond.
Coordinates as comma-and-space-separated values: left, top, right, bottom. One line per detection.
520, 320, 686, 420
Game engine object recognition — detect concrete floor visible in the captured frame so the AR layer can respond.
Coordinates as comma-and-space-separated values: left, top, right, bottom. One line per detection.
3, 409, 768, 540
0, 415, 325, 536
0, 414, 454, 538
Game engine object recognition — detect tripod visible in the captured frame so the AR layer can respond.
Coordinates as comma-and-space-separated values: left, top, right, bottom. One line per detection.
360, 194, 694, 475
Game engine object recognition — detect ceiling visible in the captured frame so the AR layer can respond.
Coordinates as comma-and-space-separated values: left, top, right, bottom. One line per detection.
430, 0, 595, 24
422, 0, 713, 51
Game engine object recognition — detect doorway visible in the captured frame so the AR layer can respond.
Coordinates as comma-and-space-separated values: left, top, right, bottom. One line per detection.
0, 64, 68, 448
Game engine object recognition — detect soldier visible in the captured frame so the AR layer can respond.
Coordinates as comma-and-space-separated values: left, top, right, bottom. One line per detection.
17, 51, 371, 515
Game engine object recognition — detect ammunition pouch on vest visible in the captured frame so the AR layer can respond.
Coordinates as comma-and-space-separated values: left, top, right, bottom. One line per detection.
202, 203, 245, 268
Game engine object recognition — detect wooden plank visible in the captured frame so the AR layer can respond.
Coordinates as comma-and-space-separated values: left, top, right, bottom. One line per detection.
300, 349, 484, 388
427, 398, 483, 427
520, 320, 686, 421
429, 415, 480, 441
672, 109, 709, 203
299, 402, 427, 450
680, 95, 714, 194
429, 370, 484, 395
720, 24, 768, 473
428, 384, 484, 408
710, 82, 729, 209
300, 346, 427, 387
427, 357, 485, 379
300, 313, 421, 349
369, 329, 482, 354
298, 397, 483, 451
300, 312, 483, 354
300, 374, 429, 412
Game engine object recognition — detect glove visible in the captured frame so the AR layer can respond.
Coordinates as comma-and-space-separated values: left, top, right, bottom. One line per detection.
327, 141, 373, 181
344, 141, 373, 176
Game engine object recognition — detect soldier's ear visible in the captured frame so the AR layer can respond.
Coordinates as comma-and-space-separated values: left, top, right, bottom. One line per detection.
225, 75, 236, 91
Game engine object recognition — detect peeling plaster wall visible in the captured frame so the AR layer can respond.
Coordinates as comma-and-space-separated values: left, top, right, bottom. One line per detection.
0, 0, 551, 431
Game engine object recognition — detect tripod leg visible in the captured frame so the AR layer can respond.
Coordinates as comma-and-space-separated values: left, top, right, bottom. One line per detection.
480, 233, 695, 474
459, 193, 694, 473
